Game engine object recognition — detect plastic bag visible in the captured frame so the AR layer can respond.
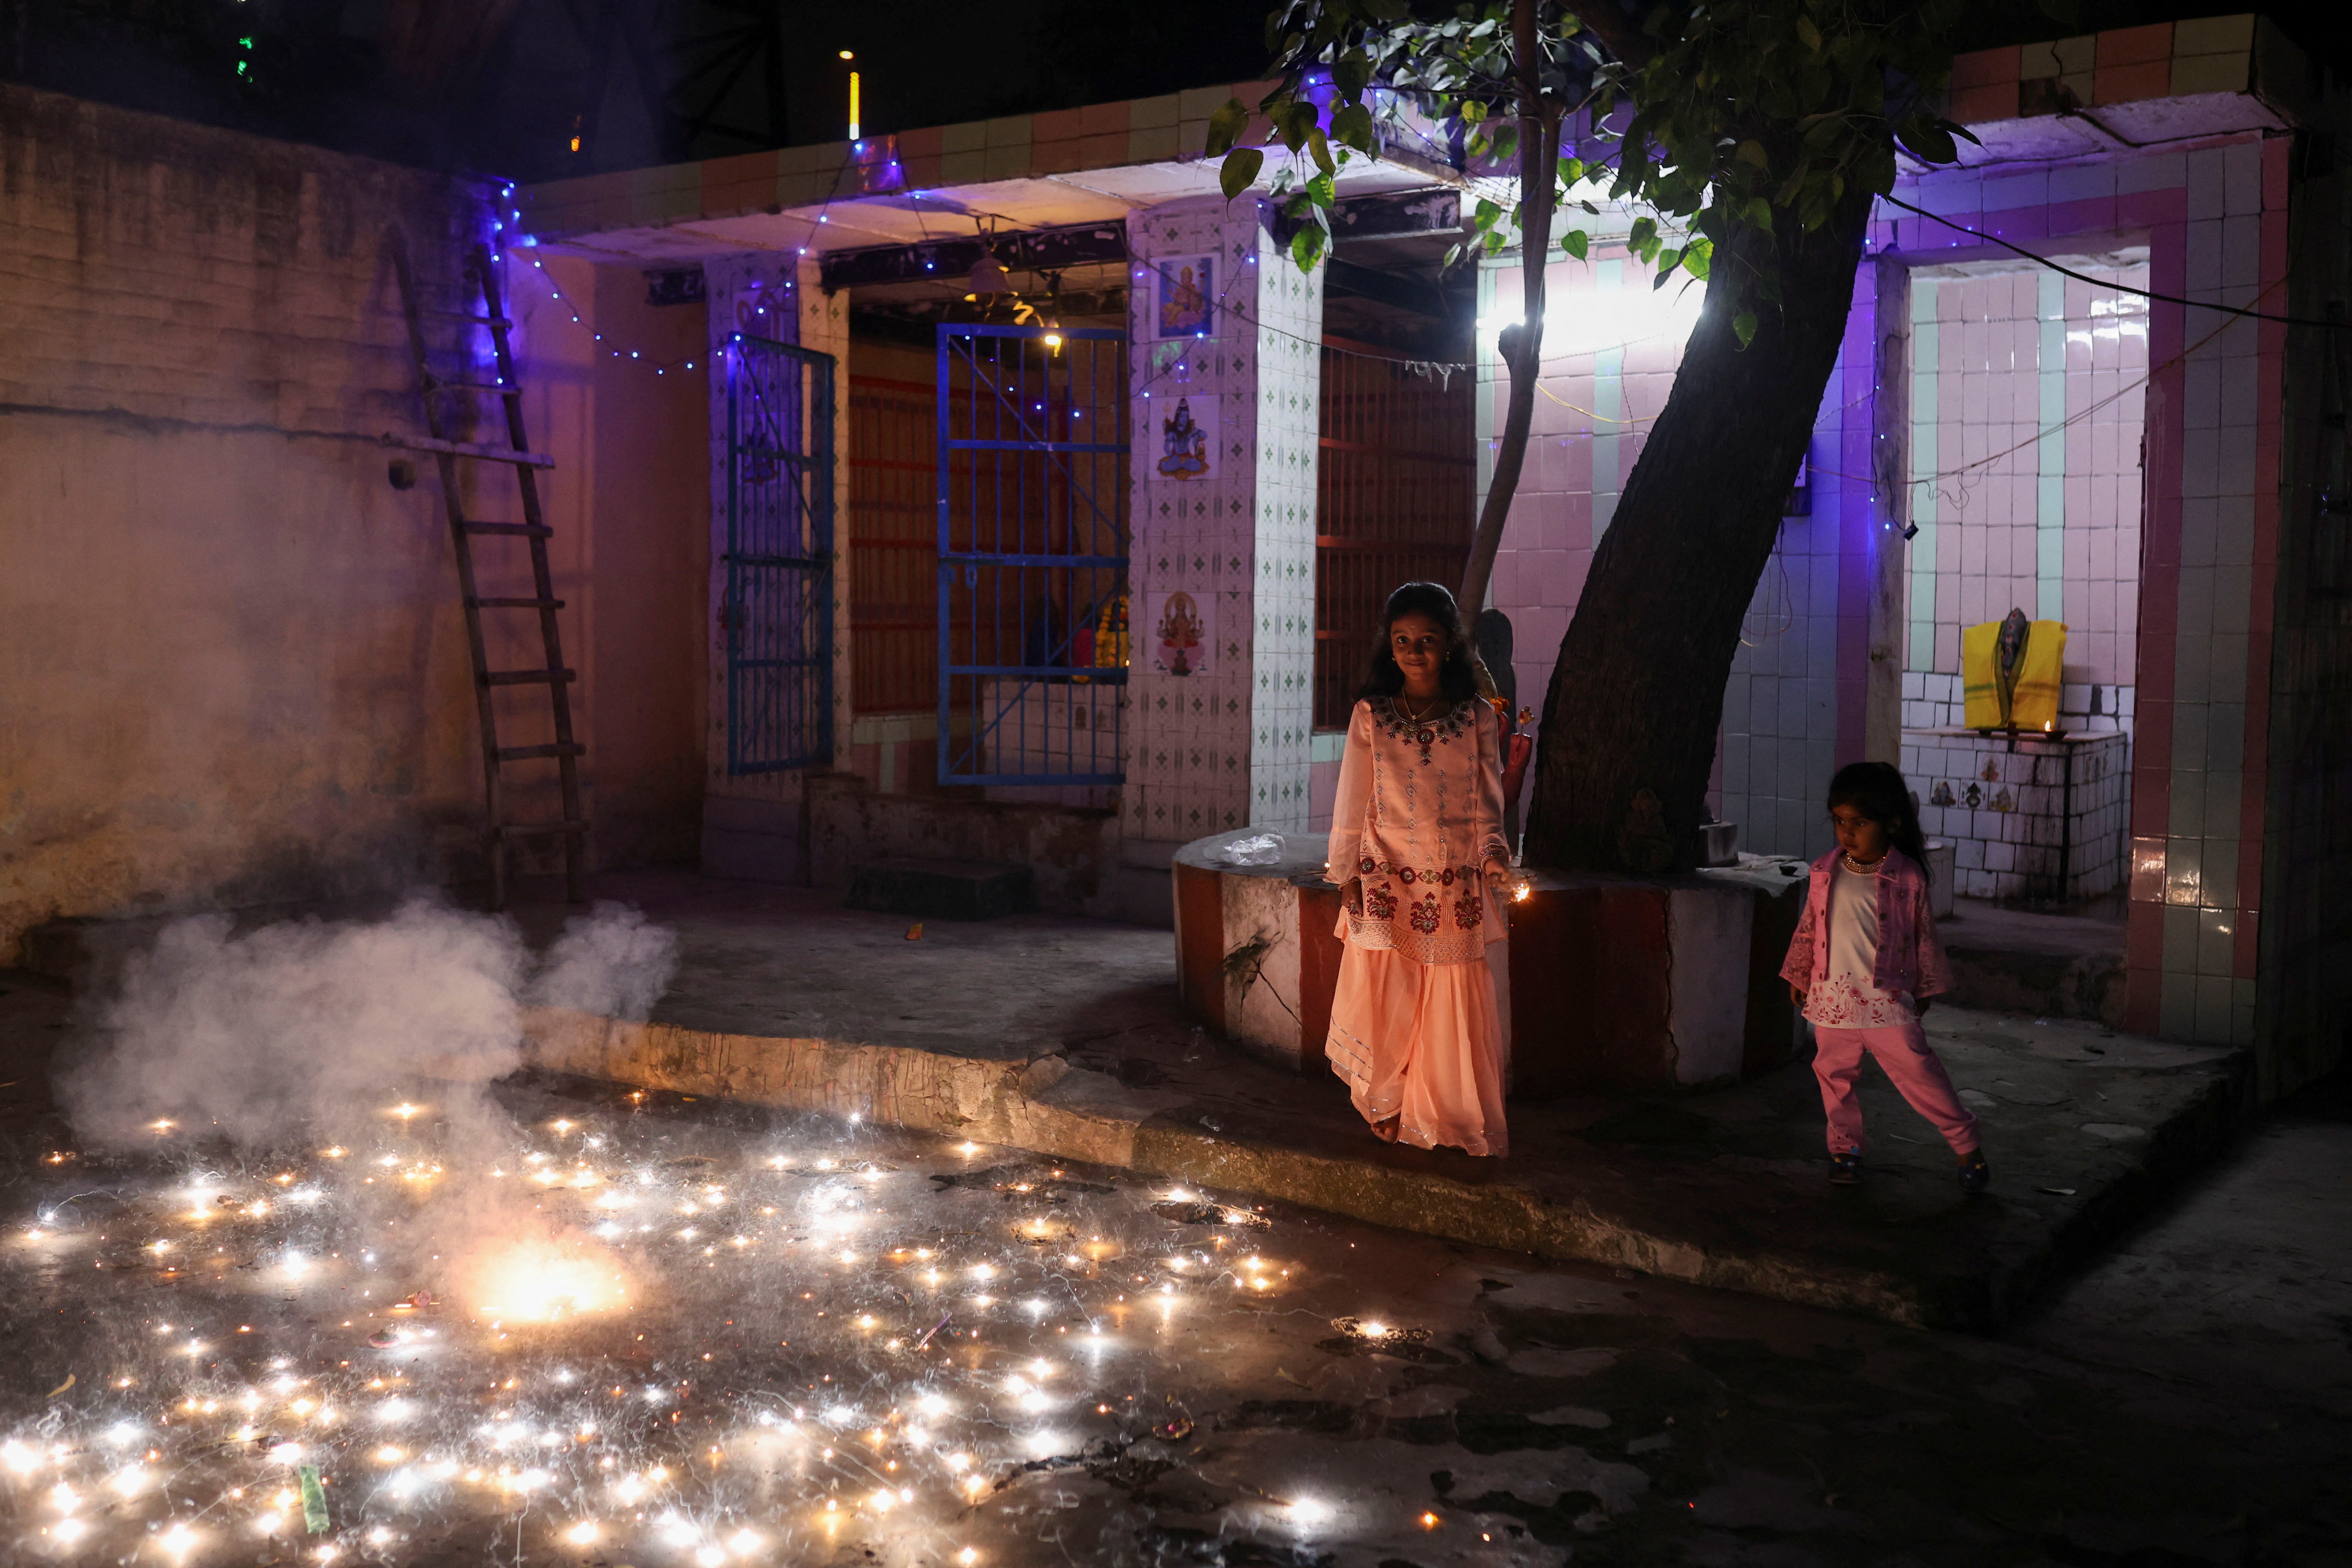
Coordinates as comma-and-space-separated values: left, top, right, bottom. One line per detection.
1218, 833, 1285, 866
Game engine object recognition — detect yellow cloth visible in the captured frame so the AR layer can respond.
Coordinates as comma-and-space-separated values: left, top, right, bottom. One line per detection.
1962, 619, 2067, 730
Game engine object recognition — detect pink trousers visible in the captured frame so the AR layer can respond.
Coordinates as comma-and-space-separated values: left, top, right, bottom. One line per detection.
1811, 1021, 1979, 1156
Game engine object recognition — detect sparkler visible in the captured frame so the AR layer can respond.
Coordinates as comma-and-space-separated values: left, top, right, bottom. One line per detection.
0, 1098, 1308, 1565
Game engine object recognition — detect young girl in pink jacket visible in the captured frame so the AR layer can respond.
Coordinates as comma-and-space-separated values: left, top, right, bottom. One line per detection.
1780, 762, 1989, 1192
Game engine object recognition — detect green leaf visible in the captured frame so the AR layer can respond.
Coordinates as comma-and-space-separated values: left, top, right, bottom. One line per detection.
1733, 310, 1758, 348
1272, 99, 1319, 152
1628, 216, 1657, 251
1562, 228, 1590, 261
1333, 45, 1373, 99
1219, 146, 1265, 202
1741, 197, 1774, 232
1305, 171, 1337, 208
1895, 118, 1959, 165
1330, 102, 1375, 153
1308, 127, 1336, 178
1205, 97, 1250, 158
1734, 140, 1770, 171
1681, 234, 1713, 279
1558, 155, 1587, 186
1655, 246, 1681, 276
1795, 15, 1822, 51
1291, 223, 1327, 272
1458, 98, 1487, 125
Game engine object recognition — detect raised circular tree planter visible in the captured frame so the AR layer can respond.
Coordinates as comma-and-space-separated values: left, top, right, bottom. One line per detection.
1171, 828, 1808, 1095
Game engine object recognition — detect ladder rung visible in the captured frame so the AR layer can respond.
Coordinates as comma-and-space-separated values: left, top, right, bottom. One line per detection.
482, 668, 576, 687
497, 819, 591, 838
496, 743, 588, 762
384, 434, 554, 469
468, 596, 566, 609
461, 522, 553, 537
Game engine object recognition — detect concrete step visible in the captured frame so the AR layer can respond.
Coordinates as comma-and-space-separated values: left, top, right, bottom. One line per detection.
1939, 898, 2128, 1026
844, 857, 1036, 921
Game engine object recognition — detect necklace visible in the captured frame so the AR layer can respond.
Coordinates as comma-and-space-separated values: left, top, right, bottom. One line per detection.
1396, 693, 1446, 723
1842, 853, 1884, 875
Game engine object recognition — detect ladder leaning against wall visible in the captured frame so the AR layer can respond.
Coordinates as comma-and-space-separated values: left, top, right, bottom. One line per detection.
390, 234, 586, 909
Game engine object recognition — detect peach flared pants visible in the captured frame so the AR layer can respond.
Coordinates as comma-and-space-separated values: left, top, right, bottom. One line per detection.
1325, 940, 1510, 1158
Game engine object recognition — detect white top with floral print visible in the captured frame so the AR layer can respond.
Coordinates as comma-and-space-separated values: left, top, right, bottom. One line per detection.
1801, 861, 1918, 1028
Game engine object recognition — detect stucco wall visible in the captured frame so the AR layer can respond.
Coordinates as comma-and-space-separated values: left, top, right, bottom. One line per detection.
0, 85, 708, 958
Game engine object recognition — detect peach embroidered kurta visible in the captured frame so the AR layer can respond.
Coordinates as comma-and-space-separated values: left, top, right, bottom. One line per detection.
1323, 697, 1511, 1157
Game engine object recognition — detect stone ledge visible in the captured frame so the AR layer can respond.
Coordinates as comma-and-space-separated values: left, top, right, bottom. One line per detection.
521, 994, 2245, 1332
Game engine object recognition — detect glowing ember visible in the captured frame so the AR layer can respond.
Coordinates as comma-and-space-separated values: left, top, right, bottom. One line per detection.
462, 1242, 629, 1322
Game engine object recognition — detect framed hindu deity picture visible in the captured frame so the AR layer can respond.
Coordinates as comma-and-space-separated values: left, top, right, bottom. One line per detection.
1149, 393, 1217, 483
1145, 589, 1213, 677
1153, 255, 1214, 338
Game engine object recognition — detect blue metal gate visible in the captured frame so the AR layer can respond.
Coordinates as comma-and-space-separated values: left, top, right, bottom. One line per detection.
937, 324, 1129, 784
726, 332, 835, 774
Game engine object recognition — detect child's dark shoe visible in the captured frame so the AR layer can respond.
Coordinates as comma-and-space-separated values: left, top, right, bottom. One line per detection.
1828, 1151, 1862, 1185
1958, 1149, 1990, 1193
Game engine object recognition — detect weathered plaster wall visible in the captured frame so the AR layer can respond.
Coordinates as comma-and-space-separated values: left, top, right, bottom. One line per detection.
0, 85, 709, 959
0, 85, 492, 958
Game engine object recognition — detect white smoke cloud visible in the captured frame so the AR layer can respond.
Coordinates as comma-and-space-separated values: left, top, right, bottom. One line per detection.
54, 896, 677, 1149
532, 901, 679, 1023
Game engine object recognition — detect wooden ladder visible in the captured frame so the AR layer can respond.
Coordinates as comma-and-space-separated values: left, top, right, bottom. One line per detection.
392, 236, 586, 909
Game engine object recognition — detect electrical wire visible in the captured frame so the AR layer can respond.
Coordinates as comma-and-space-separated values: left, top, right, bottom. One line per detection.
1882, 194, 2334, 329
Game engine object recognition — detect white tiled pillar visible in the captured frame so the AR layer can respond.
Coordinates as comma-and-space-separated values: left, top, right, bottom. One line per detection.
1122, 197, 1323, 844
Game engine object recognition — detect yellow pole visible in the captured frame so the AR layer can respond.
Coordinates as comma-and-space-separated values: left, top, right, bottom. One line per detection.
849, 72, 861, 141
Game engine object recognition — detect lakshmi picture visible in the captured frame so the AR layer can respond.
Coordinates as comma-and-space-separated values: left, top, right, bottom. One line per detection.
1155, 256, 1213, 337
1150, 590, 1210, 677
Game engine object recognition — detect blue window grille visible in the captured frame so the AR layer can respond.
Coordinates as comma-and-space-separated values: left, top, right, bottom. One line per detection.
937, 324, 1129, 785
726, 332, 835, 774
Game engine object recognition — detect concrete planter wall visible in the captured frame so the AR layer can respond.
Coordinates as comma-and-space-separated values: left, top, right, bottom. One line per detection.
1173, 828, 1808, 1095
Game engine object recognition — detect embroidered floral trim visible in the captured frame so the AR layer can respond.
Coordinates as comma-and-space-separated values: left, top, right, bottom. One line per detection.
1801, 976, 1917, 1029
1407, 897, 1442, 936
1452, 891, 1482, 930
1371, 697, 1475, 765
1365, 883, 1398, 920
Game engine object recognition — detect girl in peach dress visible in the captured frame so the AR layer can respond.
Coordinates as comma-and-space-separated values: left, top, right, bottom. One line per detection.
1323, 583, 1515, 1157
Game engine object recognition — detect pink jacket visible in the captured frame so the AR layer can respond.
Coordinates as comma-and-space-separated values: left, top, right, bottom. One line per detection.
1778, 848, 1954, 1000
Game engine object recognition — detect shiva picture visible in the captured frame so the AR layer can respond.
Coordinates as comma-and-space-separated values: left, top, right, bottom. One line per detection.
1155, 255, 1213, 338
1155, 395, 1214, 481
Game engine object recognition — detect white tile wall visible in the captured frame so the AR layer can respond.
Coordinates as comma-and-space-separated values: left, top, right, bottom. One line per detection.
1122, 198, 1323, 844
1904, 728, 2127, 901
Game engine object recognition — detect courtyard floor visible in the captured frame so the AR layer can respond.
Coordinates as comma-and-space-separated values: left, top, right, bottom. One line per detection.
0, 977, 2344, 1567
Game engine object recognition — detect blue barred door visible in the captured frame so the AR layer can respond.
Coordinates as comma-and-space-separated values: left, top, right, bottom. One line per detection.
936, 324, 1129, 784
725, 333, 835, 773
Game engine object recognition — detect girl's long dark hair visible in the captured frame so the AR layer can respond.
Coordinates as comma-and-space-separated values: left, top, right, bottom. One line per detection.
1357, 581, 1479, 703
1826, 761, 1929, 867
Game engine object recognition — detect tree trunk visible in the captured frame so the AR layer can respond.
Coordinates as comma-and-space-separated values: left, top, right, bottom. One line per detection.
1523, 183, 1877, 872
1456, 0, 1557, 624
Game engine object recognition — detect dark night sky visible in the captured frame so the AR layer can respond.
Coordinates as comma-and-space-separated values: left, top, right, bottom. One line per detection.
1, 0, 2343, 181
